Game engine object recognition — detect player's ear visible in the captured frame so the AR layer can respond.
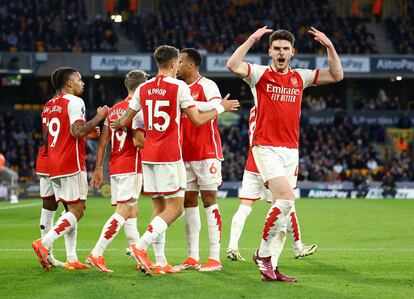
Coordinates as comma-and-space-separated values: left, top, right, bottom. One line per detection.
292, 47, 296, 57
268, 48, 272, 57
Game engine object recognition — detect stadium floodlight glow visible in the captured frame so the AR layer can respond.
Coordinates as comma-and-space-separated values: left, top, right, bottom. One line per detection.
111, 14, 123, 23
396, 76, 402, 81
94, 74, 101, 79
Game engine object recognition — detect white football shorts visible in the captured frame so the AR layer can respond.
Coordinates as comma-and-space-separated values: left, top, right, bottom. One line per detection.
110, 173, 142, 206
252, 145, 299, 188
143, 161, 186, 198
51, 171, 88, 203
185, 158, 222, 191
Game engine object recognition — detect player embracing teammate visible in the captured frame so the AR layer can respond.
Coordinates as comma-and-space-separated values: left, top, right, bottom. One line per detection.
114, 45, 239, 276
227, 26, 343, 282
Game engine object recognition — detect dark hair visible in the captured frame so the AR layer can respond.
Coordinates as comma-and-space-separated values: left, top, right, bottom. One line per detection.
51, 67, 78, 90
269, 30, 295, 48
154, 45, 179, 69
51, 67, 64, 90
124, 70, 149, 91
180, 48, 203, 67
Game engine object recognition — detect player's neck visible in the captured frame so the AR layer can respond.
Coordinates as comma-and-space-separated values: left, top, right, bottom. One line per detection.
185, 72, 201, 85
157, 69, 175, 78
61, 87, 74, 96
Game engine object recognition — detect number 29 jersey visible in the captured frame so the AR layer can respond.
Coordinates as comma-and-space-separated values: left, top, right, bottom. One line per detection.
129, 75, 196, 163
47, 94, 87, 179
105, 96, 142, 176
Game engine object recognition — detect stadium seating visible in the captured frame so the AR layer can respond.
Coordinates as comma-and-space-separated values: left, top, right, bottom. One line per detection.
125, 0, 378, 54
0, 0, 118, 52
385, 1, 414, 55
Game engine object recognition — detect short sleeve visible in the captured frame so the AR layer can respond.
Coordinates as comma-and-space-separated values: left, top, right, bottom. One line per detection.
202, 79, 222, 102
178, 82, 196, 109
129, 86, 142, 111
67, 96, 86, 125
132, 110, 145, 131
103, 117, 109, 126
242, 63, 268, 87
295, 69, 319, 89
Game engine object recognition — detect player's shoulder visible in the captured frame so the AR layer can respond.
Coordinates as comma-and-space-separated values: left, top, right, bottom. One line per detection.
252, 63, 270, 72
164, 76, 186, 87
198, 77, 219, 90
62, 93, 84, 104
292, 68, 316, 78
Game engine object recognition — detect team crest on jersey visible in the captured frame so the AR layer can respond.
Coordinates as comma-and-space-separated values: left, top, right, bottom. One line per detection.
290, 77, 298, 87
191, 92, 199, 100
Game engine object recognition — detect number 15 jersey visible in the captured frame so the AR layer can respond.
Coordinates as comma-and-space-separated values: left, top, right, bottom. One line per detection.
129, 75, 196, 163
47, 94, 86, 179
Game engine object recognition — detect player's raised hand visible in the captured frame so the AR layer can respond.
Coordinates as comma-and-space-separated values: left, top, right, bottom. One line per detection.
97, 105, 109, 120
308, 27, 333, 48
250, 26, 273, 43
90, 168, 104, 188
220, 94, 240, 112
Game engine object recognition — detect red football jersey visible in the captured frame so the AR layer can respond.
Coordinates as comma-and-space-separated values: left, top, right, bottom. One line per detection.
244, 64, 319, 148
47, 94, 86, 178
181, 77, 223, 161
105, 97, 143, 176
129, 75, 195, 163
245, 106, 259, 174
36, 98, 55, 175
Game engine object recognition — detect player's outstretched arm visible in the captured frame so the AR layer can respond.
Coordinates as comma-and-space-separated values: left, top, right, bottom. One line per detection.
308, 27, 344, 85
226, 26, 273, 77
132, 129, 145, 148
184, 94, 239, 127
71, 106, 108, 138
90, 124, 110, 189
112, 108, 138, 130
195, 98, 240, 112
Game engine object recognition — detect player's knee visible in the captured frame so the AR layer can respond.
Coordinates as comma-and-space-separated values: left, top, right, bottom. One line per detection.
184, 191, 199, 208
202, 196, 216, 208
116, 203, 132, 220
271, 189, 295, 200
42, 198, 58, 211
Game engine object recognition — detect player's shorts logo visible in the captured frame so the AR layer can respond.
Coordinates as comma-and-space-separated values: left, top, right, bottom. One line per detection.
209, 162, 217, 174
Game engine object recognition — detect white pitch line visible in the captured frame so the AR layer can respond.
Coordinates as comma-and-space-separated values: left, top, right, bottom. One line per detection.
1, 248, 414, 252
0, 203, 40, 210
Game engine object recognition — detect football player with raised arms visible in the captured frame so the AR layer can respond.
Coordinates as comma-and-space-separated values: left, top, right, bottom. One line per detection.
113, 45, 239, 276
227, 26, 343, 282
32, 67, 108, 271
227, 106, 317, 262
87, 70, 149, 272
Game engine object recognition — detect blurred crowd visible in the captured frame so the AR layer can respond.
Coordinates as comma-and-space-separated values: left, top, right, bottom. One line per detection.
385, 0, 414, 54
220, 109, 413, 183
0, 0, 118, 52
127, 0, 377, 54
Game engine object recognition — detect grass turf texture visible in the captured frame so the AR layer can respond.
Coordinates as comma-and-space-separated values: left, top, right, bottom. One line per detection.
0, 198, 414, 299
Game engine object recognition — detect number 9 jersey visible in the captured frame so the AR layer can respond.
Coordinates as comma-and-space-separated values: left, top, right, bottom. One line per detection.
105, 96, 143, 176
47, 94, 87, 179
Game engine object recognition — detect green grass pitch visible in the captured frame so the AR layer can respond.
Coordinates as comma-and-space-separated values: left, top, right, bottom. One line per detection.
1, 197, 414, 299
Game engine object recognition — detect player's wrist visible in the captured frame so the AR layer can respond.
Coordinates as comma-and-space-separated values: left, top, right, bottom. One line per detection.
215, 104, 225, 115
